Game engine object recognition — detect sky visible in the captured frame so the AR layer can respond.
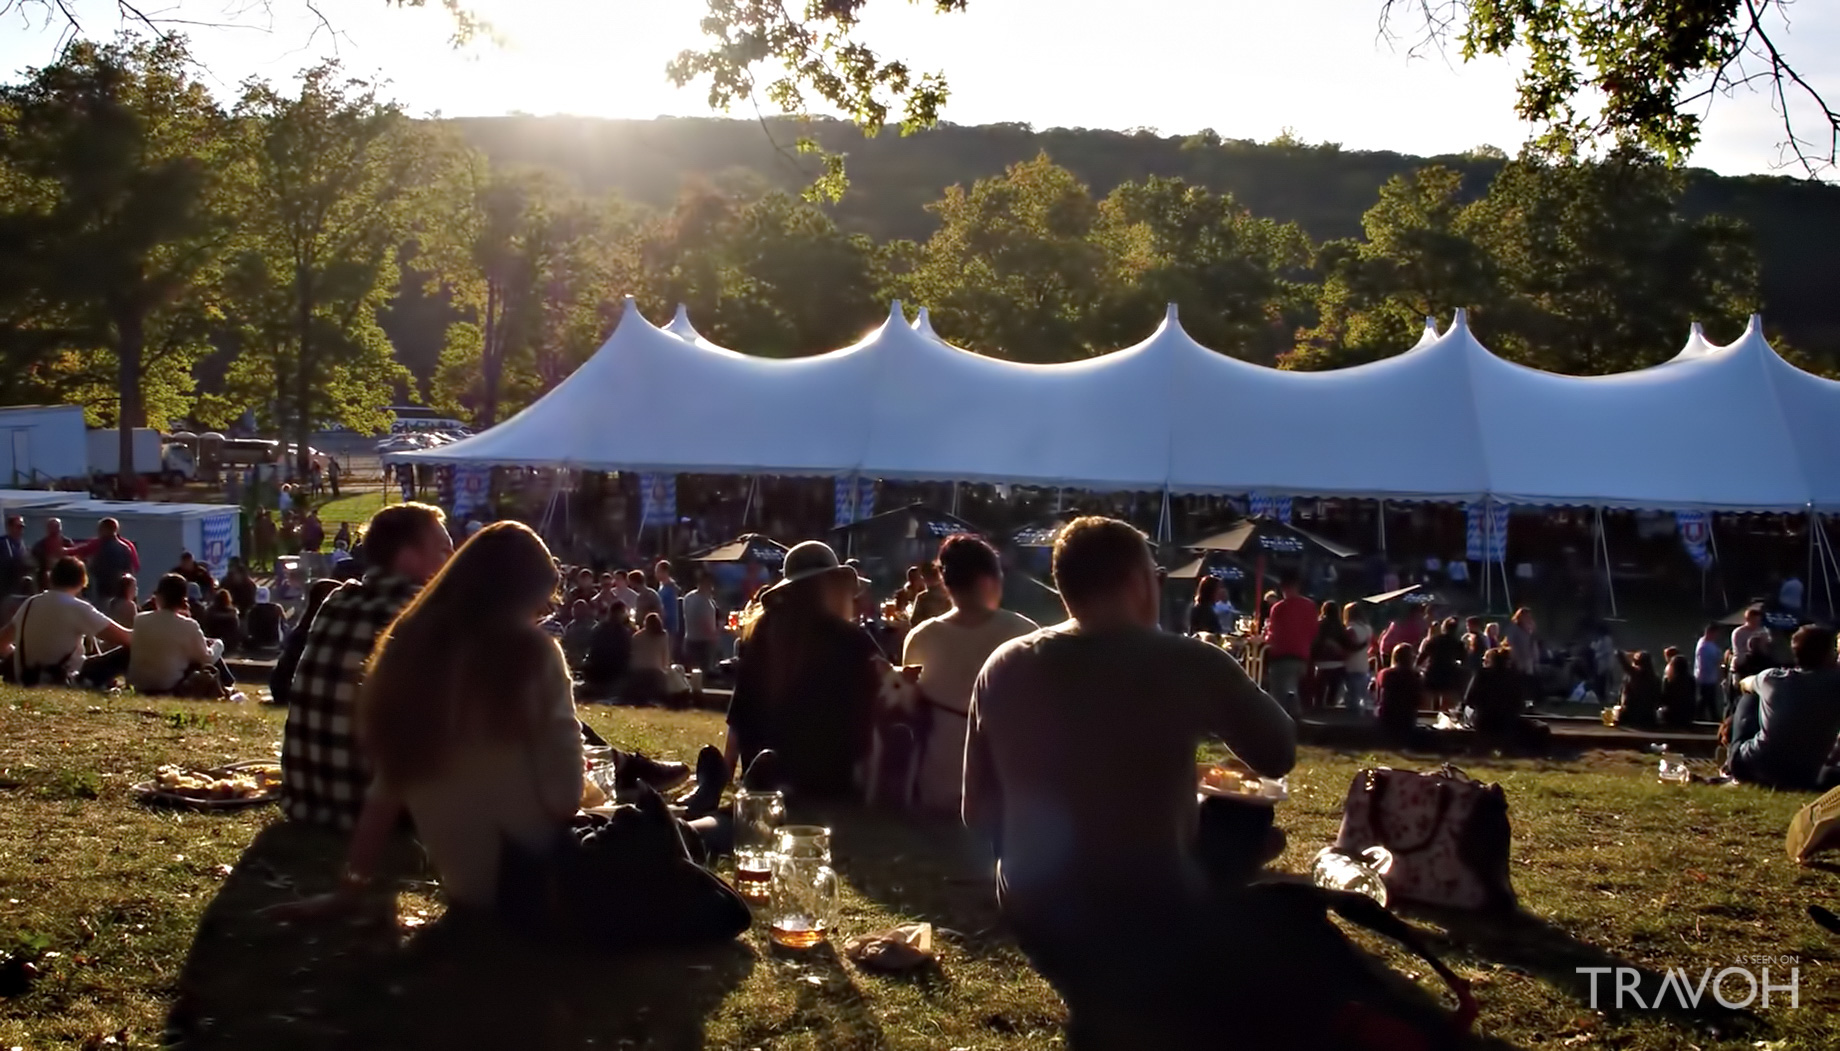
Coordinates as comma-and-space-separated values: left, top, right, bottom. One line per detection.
3, 0, 1838, 178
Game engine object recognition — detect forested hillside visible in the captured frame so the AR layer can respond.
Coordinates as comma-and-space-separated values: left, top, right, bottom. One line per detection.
452, 116, 1840, 355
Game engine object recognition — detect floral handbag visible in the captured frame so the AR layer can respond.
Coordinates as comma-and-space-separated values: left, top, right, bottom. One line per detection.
1335, 764, 1517, 911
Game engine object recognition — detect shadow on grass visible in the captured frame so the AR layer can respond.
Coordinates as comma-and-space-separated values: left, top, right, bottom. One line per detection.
1409, 905, 1762, 1038
167, 822, 757, 1050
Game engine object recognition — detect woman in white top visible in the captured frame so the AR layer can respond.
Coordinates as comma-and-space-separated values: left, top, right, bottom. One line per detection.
901, 535, 1038, 813
127, 574, 224, 693
349, 522, 747, 947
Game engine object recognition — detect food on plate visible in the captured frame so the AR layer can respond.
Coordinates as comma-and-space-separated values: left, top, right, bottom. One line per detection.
152, 763, 278, 801
1198, 764, 1264, 796
580, 777, 608, 809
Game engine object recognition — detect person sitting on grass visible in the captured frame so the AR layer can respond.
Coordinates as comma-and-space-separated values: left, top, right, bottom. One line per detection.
1661, 653, 1699, 728
626, 612, 673, 704
107, 573, 139, 627
962, 516, 1295, 1046
270, 579, 341, 709
127, 574, 231, 695
280, 503, 455, 830
581, 601, 633, 699
561, 599, 596, 668
1374, 643, 1423, 742
277, 522, 745, 949
1462, 645, 1553, 749
0, 556, 134, 687
200, 588, 244, 655
902, 534, 1037, 814
1726, 625, 1840, 791
1616, 650, 1664, 728
725, 540, 882, 797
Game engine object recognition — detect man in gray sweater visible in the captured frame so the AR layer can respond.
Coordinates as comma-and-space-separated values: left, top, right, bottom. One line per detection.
963, 515, 1296, 1044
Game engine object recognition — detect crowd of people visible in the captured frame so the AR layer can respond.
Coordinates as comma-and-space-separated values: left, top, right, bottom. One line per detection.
4, 486, 1838, 1044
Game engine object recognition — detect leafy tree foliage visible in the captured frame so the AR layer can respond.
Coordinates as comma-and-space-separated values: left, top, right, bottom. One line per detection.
0, 35, 229, 482
205, 63, 440, 472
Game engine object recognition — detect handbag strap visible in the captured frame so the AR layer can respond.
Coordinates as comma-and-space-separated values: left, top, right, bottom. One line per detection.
1367, 770, 1457, 854
13, 593, 39, 680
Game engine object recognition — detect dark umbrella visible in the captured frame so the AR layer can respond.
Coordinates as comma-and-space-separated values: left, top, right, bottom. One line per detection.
1166, 551, 1251, 582
831, 503, 982, 541
1010, 513, 1078, 549
1186, 515, 1358, 632
688, 533, 788, 567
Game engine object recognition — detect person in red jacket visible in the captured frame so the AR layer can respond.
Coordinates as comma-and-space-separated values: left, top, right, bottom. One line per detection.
1262, 570, 1316, 716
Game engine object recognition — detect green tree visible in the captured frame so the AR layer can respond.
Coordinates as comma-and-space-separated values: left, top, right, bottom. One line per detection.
1091, 176, 1312, 363
1291, 166, 1493, 369
904, 154, 1105, 362
211, 63, 442, 472
0, 35, 230, 483
634, 185, 881, 356
1462, 149, 1759, 374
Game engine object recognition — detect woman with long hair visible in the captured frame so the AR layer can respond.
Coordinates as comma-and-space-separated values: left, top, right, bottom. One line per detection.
726, 540, 882, 796
107, 573, 139, 627
1374, 643, 1423, 743
627, 612, 673, 703
360, 522, 747, 947
1189, 577, 1225, 635
1616, 649, 1664, 728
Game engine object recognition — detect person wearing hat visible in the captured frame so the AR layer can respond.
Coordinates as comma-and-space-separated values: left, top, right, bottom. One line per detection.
723, 540, 882, 796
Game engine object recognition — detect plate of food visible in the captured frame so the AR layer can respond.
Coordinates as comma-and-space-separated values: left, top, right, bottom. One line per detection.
1197, 762, 1288, 805
133, 761, 282, 809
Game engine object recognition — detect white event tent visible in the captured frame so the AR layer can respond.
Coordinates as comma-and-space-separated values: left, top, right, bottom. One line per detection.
392, 297, 1840, 514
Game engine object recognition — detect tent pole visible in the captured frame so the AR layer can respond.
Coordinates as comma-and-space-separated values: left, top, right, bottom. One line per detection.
1595, 507, 1618, 619
1377, 499, 1387, 557
951, 481, 961, 518
1807, 506, 1818, 617
741, 475, 758, 528
1814, 512, 1840, 619
1707, 515, 1730, 612
1157, 488, 1172, 543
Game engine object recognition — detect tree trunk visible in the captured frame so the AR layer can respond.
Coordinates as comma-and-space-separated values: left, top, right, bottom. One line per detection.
115, 307, 146, 498
295, 269, 315, 482
480, 280, 501, 428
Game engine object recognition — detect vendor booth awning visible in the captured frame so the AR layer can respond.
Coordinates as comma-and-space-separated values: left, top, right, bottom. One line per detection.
688, 533, 787, 565
1187, 516, 1359, 560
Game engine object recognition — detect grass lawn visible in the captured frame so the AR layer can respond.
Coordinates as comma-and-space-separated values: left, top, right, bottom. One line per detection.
309, 490, 390, 529
3, 687, 1839, 1050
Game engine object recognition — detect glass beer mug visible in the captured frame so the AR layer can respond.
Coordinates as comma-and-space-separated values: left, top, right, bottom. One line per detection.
730, 787, 785, 903
767, 825, 838, 949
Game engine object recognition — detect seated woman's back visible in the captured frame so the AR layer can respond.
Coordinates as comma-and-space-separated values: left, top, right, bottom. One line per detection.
730, 609, 880, 796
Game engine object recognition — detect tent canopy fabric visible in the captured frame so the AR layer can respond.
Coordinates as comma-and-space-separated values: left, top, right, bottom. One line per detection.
396, 298, 1840, 513
831, 503, 981, 540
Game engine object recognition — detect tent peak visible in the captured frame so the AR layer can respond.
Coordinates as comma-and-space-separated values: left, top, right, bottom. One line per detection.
887, 300, 904, 322
1745, 313, 1763, 336
1451, 307, 1470, 333
618, 295, 641, 325
1165, 302, 1179, 322
1690, 321, 1705, 338
912, 307, 943, 342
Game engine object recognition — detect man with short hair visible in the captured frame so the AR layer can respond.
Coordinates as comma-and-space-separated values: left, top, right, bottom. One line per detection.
30, 518, 76, 589
1261, 570, 1316, 716
0, 556, 133, 686
1726, 625, 1840, 791
80, 518, 138, 602
1694, 622, 1725, 720
628, 569, 663, 626
908, 562, 951, 625
655, 560, 681, 653
128, 574, 225, 694
681, 570, 722, 674
173, 550, 215, 596
0, 516, 29, 593
964, 516, 1295, 1040
281, 503, 454, 830
1731, 606, 1771, 664
611, 570, 640, 613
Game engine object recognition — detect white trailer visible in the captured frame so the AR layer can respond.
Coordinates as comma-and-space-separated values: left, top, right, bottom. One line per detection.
14, 499, 242, 592
0, 406, 88, 484
86, 427, 174, 481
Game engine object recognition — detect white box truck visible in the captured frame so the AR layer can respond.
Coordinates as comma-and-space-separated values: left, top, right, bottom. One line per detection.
0, 406, 88, 484
85, 427, 191, 484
